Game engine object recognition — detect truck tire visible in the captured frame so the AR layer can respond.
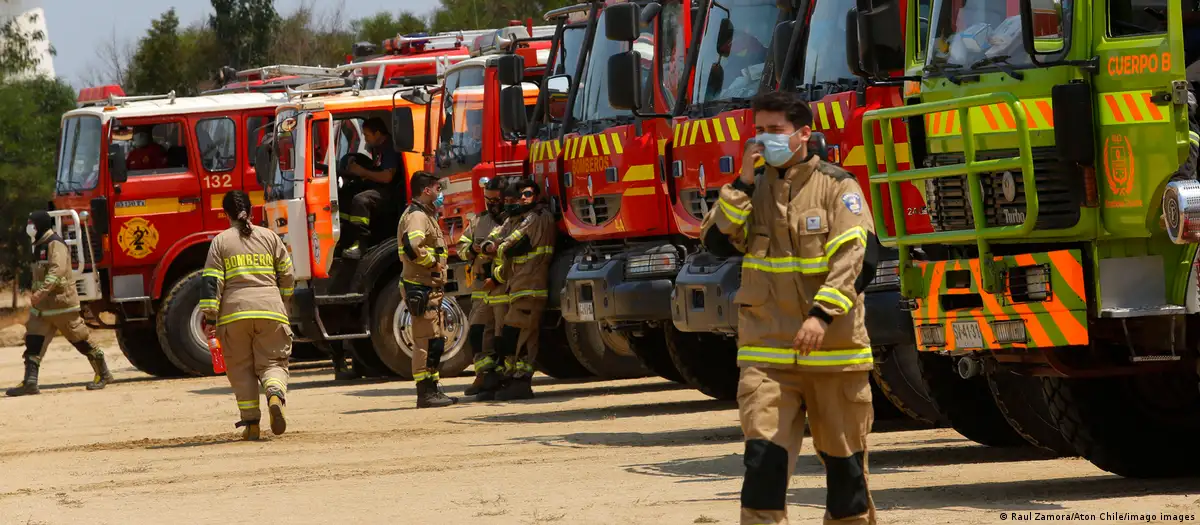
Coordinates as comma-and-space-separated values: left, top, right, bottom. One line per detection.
565, 321, 649, 379
534, 319, 593, 379
917, 352, 1027, 447
624, 325, 686, 384
986, 368, 1075, 456
872, 344, 943, 426
664, 325, 738, 400
368, 276, 471, 379
116, 320, 185, 377
156, 271, 218, 377
1043, 372, 1200, 478
870, 376, 906, 420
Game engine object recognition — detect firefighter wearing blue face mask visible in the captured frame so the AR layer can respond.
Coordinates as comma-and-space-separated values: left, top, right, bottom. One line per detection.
701, 91, 879, 525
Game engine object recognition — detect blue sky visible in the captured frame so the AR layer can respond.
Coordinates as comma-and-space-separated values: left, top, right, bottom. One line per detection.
43, 0, 441, 87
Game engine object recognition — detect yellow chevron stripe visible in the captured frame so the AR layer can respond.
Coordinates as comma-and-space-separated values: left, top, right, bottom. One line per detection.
712, 117, 727, 142
553, 140, 561, 155
587, 135, 599, 156
688, 120, 701, 146
673, 122, 684, 147
843, 143, 912, 167
610, 133, 623, 154
624, 187, 656, 196
623, 164, 655, 182
698, 120, 712, 144
657, 138, 668, 156
817, 103, 830, 129
598, 133, 611, 155
831, 102, 845, 129
725, 117, 740, 141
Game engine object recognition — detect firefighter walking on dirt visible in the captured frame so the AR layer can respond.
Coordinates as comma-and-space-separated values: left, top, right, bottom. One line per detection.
457, 176, 509, 396
200, 191, 296, 441
701, 92, 879, 525
476, 179, 556, 401
399, 172, 458, 408
6, 211, 113, 397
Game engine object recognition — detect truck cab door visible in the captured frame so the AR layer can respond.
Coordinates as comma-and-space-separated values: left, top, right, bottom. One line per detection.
306, 112, 339, 279
243, 111, 276, 224
193, 115, 242, 231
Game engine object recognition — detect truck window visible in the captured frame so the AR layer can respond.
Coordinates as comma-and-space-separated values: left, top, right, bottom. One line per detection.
658, 0, 688, 109
800, 0, 857, 97
927, 0, 1070, 71
196, 118, 236, 173
691, 0, 778, 105
555, 24, 587, 77
311, 118, 330, 177
56, 116, 101, 193
267, 110, 298, 201
434, 66, 486, 177
571, 9, 653, 127
247, 115, 274, 169
916, 0, 933, 61
1108, 0, 1169, 37
117, 121, 189, 176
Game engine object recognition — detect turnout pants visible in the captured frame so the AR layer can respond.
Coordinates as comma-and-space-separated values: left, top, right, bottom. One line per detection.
24, 311, 102, 364
217, 319, 293, 422
738, 367, 876, 525
468, 295, 496, 372
344, 189, 383, 246
498, 297, 546, 378
405, 288, 445, 382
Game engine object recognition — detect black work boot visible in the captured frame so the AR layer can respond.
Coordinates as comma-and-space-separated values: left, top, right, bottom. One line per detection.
416, 378, 457, 408
332, 344, 358, 381
473, 370, 505, 401
464, 370, 488, 396
495, 375, 535, 401
266, 389, 287, 436
86, 356, 113, 390
6, 360, 40, 397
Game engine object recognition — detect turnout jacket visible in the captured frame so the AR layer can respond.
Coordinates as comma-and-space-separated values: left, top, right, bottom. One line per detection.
457, 211, 504, 301
398, 200, 448, 288
30, 230, 80, 317
492, 205, 556, 302
201, 225, 295, 326
701, 154, 877, 372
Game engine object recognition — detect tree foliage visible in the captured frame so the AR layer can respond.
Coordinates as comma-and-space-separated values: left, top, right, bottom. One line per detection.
0, 4, 50, 81
350, 11, 429, 47
126, 8, 187, 96
210, 0, 278, 69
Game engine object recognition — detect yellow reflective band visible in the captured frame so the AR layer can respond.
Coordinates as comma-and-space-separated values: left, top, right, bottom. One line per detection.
279, 288, 294, 297
486, 294, 511, 304
475, 356, 495, 370
415, 252, 435, 266
343, 214, 369, 225
510, 289, 548, 299
512, 246, 555, 264
407, 231, 425, 240
738, 346, 873, 366
506, 230, 525, 243
719, 198, 749, 225
198, 299, 220, 309
217, 310, 289, 326
30, 305, 81, 317
276, 257, 292, 271
202, 268, 225, 280
815, 287, 853, 311
225, 266, 276, 279
825, 226, 867, 254
237, 400, 260, 409
413, 371, 432, 382
457, 234, 471, 244
742, 256, 828, 274
471, 291, 488, 299
262, 378, 287, 393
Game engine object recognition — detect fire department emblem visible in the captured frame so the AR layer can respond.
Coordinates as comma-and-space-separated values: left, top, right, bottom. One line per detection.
842, 193, 864, 215
1104, 134, 1135, 196
116, 218, 160, 259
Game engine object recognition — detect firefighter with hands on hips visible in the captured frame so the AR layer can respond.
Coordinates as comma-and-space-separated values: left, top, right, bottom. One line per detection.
200, 191, 296, 441
399, 171, 458, 408
7, 211, 113, 397
701, 91, 879, 525
458, 176, 510, 396
475, 179, 556, 401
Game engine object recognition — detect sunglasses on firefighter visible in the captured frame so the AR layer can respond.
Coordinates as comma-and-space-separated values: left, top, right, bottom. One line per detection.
521, 189, 535, 199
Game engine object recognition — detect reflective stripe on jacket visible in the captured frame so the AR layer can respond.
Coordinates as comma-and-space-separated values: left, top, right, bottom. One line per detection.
30, 231, 80, 317
200, 225, 295, 326
398, 201, 448, 288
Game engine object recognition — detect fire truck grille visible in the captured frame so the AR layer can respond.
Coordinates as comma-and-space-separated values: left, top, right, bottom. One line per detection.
681, 189, 719, 221
570, 196, 620, 226
925, 147, 1082, 232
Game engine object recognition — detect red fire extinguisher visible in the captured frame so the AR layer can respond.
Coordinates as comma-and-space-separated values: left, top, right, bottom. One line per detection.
209, 336, 226, 374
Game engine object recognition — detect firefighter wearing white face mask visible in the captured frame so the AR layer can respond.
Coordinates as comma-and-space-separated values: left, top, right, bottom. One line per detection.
700, 91, 880, 525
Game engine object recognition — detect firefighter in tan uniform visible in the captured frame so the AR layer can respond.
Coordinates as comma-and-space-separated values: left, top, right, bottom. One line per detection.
701, 92, 879, 525
201, 191, 295, 441
478, 192, 521, 396
477, 179, 556, 401
6, 211, 113, 396
399, 172, 457, 408
457, 176, 509, 396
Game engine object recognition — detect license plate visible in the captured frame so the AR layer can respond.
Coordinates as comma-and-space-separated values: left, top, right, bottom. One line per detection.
952, 321, 984, 349
578, 301, 595, 322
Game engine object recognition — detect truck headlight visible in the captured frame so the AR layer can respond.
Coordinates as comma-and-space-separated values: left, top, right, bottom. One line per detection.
625, 253, 680, 278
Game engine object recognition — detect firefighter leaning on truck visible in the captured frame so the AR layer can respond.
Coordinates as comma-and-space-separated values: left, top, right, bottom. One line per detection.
457, 176, 510, 397
701, 92, 879, 525
6, 211, 113, 397
398, 171, 458, 409
200, 191, 295, 441
475, 179, 556, 401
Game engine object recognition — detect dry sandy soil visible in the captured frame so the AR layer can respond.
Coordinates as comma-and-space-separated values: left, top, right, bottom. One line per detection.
1, 331, 1199, 525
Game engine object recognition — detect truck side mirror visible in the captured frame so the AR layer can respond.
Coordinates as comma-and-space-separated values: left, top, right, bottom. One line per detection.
1019, 0, 1064, 57
717, 18, 735, 57
639, 2, 662, 25
605, 2, 641, 42
500, 86, 528, 137
89, 197, 110, 236
808, 132, 828, 161
391, 107, 415, 152
107, 144, 127, 184
844, 9, 869, 78
771, 21, 795, 81
255, 144, 276, 187
497, 54, 525, 86
607, 51, 643, 111
401, 87, 432, 106
545, 75, 571, 121
855, 0, 904, 77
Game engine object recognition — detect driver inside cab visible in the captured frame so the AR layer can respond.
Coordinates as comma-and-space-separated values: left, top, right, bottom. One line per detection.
341, 117, 400, 259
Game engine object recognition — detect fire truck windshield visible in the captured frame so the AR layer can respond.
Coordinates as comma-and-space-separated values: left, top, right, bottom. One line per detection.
691, 0, 777, 108
926, 0, 1068, 73
555, 24, 587, 77
798, 0, 858, 95
434, 66, 486, 177
267, 109, 299, 201
570, 10, 652, 130
56, 116, 102, 193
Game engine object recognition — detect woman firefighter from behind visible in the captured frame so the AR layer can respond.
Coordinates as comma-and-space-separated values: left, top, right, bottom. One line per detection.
200, 191, 296, 440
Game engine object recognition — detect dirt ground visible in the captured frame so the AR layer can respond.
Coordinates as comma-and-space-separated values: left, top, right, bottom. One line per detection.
2, 332, 1199, 525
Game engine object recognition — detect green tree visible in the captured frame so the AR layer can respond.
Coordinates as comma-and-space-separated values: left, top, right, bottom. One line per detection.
126, 8, 187, 95
429, 0, 572, 33
0, 5, 50, 81
351, 11, 429, 47
210, 0, 278, 69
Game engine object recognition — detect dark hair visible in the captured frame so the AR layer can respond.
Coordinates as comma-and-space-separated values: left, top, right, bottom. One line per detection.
504, 177, 539, 199
750, 91, 813, 129
222, 190, 254, 236
411, 171, 439, 196
363, 117, 390, 135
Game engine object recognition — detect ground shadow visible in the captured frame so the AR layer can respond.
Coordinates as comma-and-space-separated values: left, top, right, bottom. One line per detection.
512, 427, 746, 450
465, 398, 733, 425
32, 374, 163, 392
345, 378, 684, 402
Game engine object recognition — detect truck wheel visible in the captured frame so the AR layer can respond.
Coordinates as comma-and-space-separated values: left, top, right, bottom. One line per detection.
872, 344, 943, 426
664, 325, 737, 400
368, 276, 471, 379
870, 376, 906, 420
917, 352, 1027, 447
623, 325, 686, 383
1043, 372, 1200, 478
156, 271, 218, 377
533, 319, 593, 379
986, 368, 1075, 456
116, 320, 185, 377
565, 321, 649, 379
